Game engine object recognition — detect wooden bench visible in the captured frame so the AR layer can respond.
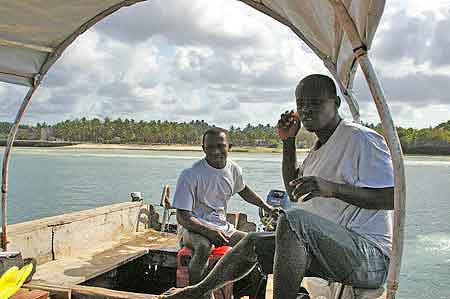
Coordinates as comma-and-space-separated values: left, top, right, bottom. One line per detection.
27, 229, 178, 287
12, 289, 49, 299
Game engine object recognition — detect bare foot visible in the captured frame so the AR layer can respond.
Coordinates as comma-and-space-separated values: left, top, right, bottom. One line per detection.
159, 286, 203, 299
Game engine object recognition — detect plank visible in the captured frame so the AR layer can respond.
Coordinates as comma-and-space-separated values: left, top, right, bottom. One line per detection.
28, 229, 178, 286
12, 289, 49, 299
23, 283, 160, 299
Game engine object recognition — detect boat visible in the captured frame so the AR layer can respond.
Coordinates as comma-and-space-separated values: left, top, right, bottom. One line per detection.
3, 189, 265, 298
1, 1, 406, 299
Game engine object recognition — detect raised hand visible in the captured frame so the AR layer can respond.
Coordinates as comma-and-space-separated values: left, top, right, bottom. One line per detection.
277, 110, 301, 141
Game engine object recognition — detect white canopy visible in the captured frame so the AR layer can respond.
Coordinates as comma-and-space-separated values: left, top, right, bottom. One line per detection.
0, 0, 384, 92
2, 2, 406, 299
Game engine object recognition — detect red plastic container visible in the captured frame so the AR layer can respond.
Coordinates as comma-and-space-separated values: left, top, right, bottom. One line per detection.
176, 246, 233, 299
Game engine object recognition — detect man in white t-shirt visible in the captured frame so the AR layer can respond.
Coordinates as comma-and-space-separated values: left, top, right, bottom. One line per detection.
172, 127, 276, 287
162, 75, 394, 299
273, 74, 394, 298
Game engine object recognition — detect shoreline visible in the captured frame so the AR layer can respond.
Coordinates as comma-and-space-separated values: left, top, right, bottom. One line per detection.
61, 143, 311, 153
0, 142, 310, 153
2, 142, 448, 155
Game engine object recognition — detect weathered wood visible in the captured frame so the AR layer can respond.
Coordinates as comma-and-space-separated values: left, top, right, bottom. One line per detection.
27, 229, 178, 286
12, 289, 49, 299
23, 283, 160, 299
226, 213, 256, 232
6, 202, 145, 264
27, 275, 274, 299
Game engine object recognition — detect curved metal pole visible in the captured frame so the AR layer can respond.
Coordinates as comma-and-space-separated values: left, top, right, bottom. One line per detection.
1, 0, 146, 251
342, 89, 360, 123
355, 51, 405, 298
336, 83, 360, 123
330, 2, 406, 298
1, 86, 38, 250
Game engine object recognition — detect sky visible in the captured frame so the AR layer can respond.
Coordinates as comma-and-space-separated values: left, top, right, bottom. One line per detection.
1, 0, 450, 129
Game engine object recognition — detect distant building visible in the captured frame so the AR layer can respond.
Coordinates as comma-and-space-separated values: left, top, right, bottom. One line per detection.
17, 128, 40, 140
40, 127, 57, 141
255, 139, 269, 146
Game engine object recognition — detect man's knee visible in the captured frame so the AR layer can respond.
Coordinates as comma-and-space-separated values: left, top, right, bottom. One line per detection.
283, 209, 317, 231
195, 240, 213, 258
184, 231, 213, 258
278, 209, 321, 245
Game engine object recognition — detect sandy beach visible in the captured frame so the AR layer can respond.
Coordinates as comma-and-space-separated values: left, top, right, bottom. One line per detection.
55, 143, 310, 153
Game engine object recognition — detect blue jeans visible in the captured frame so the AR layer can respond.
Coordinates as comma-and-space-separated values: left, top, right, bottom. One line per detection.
255, 209, 389, 289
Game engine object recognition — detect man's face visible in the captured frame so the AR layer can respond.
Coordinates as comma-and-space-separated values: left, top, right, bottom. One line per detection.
203, 132, 230, 168
296, 95, 338, 132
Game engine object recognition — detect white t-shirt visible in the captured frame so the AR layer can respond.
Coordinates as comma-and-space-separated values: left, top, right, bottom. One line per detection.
300, 120, 394, 257
172, 158, 246, 237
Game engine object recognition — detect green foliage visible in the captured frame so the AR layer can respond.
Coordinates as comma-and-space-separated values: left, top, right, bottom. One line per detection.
51, 118, 210, 145
436, 120, 450, 131
0, 122, 30, 139
2, 118, 449, 154
0, 122, 11, 139
5, 117, 314, 147
362, 121, 450, 154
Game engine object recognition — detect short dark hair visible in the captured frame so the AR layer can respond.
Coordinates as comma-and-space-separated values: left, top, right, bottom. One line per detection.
202, 127, 228, 145
296, 74, 337, 99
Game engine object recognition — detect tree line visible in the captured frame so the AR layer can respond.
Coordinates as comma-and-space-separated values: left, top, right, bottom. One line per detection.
0, 118, 316, 148
363, 120, 450, 155
1, 118, 449, 153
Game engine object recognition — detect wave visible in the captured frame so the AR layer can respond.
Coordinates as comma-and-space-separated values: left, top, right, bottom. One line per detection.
405, 160, 450, 167
6, 149, 450, 165
416, 233, 450, 253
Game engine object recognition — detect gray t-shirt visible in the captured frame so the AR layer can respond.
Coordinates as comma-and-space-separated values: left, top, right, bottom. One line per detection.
300, 120, 394, 257
172, 158, 245, 237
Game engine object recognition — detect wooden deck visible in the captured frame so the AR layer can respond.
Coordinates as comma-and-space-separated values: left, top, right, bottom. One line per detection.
28, 229, 178, 287
13, 203, 280, 299
24, 226, 278, 299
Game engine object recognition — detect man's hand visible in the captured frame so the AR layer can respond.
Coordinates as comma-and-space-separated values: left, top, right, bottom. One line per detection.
289, 176, 338, 202
267, 206, 281, 221
277, 110, 301, 141
206, 229, 230, 247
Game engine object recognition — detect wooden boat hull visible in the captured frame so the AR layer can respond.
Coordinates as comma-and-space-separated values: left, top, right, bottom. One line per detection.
7, 201, 261, 298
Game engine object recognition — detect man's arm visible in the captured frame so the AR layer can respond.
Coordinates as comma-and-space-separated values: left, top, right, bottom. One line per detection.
334, 184, 394, 210
282, 137, 300, 202
289, 176, 394, 210
238, 185, 273, 213
277, 110, 301, 201
176, 210, 230, 246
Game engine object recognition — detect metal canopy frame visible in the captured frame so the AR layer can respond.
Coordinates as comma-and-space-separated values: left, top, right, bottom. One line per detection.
1, 1, 406, 298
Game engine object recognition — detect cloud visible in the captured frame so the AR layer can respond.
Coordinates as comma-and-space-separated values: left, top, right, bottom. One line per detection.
429, 17, 450, 67
95, 0, 260, 48
1, 0, 449, 129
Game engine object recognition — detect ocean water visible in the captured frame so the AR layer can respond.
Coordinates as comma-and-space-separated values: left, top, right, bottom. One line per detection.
1, 148, 449, 298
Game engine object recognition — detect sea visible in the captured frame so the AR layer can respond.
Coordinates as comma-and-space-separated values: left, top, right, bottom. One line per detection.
1, 148, 449, 298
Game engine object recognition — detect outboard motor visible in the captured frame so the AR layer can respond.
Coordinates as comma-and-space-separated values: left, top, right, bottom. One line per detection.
259, 189, 290, 231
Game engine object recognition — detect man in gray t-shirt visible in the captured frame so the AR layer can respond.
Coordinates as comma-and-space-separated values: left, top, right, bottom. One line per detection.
172, 127, 276, 286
